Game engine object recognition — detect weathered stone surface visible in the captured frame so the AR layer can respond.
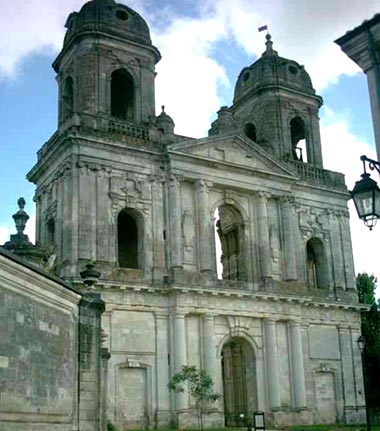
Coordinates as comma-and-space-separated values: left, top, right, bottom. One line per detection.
0, 249, 107, 431
18, 0, 368, 429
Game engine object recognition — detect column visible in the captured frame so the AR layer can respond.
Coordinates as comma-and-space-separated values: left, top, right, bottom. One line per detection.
264, 319, 281, 409
367, 67, 380, 160
257, 192, 271, 278
289, 321, 307, 408
168, 175, 183, 268
155, 313, 170, 417
280, 197, 297, 280
202, 315, 217, 383
196, 180, 213, 272
173, 314, 187, 410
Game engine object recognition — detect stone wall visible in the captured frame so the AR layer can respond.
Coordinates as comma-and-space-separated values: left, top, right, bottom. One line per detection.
0, 249, 107, 431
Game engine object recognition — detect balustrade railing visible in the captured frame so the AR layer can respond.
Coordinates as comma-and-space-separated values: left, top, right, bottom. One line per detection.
291, 161, 345, 188
108, 119, 149, 140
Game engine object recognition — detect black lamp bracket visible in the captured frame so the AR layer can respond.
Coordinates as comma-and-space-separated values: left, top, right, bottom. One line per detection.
361, 155, 380, 176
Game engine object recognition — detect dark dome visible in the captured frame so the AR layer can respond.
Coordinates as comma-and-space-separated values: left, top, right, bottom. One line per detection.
63, 0, 152, 48
234, 34, 315, 104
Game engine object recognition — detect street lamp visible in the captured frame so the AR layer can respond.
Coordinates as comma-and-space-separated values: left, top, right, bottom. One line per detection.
357, 335, 371, 431
351, 155, 380, 230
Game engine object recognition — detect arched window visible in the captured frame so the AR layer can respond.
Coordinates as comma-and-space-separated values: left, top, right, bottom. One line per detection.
244, 123, 257, 142
214, 205, 245, 281
306, 237, 325, 288
62, 77, 73, 119
117, 209, 142, 269
111, 69, 134, 121
290, 117, 307, 162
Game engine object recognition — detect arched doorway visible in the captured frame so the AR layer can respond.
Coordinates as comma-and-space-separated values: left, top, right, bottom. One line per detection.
221, 337, 257, 426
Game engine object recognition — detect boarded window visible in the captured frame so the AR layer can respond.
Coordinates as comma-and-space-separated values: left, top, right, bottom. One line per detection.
111, 69, 134, 121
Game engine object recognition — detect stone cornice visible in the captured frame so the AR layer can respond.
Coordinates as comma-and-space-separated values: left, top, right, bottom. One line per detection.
72, 278, 368, 312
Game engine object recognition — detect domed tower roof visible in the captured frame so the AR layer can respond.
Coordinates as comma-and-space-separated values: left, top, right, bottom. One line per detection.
234, 34, 316, 105
62, 0, 154, 52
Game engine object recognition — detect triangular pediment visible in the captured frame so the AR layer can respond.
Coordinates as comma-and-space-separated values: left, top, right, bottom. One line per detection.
168, 133, 297, 178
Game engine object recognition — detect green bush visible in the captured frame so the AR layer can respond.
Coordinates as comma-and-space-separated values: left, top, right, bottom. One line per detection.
107, 421, 117, 431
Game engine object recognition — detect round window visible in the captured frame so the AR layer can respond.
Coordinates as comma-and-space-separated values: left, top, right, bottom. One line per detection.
288, 65, 298, 75
243, 72, 250, 82
116, 9, 129, 20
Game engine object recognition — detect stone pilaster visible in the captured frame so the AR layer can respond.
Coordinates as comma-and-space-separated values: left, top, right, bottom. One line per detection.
155, 313, 170, 425
339, 212, 356, 290
338, 325, 356, 409
202, 314, 216, 383
329, 211, 345, 289
173, 313, 187, 410
257, 192, 271, 279
280, 197, 297, 281
264, 318, 281, 409
151, 178, 166, 281
289, 321, 307, 409
78, 293, 105, 431
168, 175, 183, 269
196, 180, 213, 273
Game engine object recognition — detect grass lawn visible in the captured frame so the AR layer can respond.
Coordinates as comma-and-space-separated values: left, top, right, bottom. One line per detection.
282, 425, 380, 431
108, 427, 380, 431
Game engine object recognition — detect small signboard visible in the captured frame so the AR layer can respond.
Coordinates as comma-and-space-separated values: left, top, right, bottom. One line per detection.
253, 411, 265, 431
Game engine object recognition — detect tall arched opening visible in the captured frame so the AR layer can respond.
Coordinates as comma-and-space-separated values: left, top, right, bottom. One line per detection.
221, 337, 257, 426
117, 208, 143, 269
244, 123, 257, 142
306, 237, 325, 288
111, 69, 135, 121
214, 205, 246, 281
290, 117, 308, 162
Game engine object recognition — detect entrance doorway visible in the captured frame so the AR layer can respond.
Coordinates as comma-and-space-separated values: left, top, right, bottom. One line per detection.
222, 337, 257, 426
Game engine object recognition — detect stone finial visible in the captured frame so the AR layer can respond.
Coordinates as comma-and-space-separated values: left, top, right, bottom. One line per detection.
2, 198, 48, 267
80, 261, 101, 287
264, 33, 278, 56
12, 197, 30, 235
156, 104, 175, 134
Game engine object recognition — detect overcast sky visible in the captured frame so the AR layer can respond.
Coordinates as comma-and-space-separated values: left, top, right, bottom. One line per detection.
1, 0, 379, 295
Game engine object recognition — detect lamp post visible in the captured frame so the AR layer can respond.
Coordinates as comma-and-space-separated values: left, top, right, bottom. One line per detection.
357, 335, 371, 431
351, 155, 380, 230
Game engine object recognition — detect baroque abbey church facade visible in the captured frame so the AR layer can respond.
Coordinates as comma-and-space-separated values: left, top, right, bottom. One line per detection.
23, 0, 367, 429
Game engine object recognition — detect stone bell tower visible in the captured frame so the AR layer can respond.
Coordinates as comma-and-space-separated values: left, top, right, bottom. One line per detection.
232, 34, 324, 167
27, 0, 162, 278
54, 0, 160, 131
